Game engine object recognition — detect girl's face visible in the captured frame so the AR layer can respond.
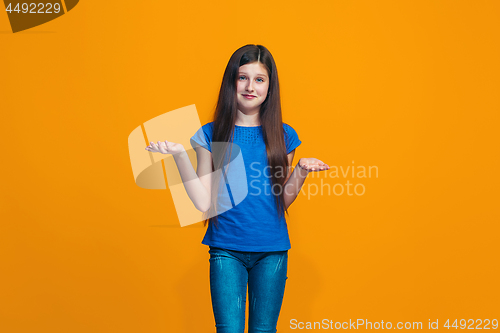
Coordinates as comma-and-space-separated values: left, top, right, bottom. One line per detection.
236, 62, 270, 113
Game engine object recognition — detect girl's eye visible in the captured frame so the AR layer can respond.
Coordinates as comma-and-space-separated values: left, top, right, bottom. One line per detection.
238, 76, 265, 82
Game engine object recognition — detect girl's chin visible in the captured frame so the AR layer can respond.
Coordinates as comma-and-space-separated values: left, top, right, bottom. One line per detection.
236, 104, 263, 112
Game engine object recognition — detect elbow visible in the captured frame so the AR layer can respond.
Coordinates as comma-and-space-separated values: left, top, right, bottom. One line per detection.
193, 188, 211, 213
196, 199, 211, 213
195, 203, 210, 213
283, 199, 290, 212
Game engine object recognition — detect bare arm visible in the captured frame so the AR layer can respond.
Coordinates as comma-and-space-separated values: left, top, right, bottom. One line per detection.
282, 150, 330, 210
172, 145, 212, 212
283, 150, 309, 210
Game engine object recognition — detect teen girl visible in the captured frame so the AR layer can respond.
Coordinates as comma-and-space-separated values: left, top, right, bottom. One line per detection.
146, 44, 329, 333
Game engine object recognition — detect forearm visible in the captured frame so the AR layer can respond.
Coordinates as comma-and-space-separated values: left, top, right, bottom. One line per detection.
172, 151, 211, 212
283, 162, 310, 210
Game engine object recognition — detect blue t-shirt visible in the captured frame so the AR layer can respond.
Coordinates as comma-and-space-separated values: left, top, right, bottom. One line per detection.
190, 122, 302, 252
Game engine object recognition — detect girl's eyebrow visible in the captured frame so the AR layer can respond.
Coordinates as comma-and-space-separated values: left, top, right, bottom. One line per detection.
239, 72, 268, 78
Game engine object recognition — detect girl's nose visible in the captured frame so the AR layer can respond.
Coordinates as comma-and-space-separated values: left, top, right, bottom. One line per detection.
246, 81, 254, 92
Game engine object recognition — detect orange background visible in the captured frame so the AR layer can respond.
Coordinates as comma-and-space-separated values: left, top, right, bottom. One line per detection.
1, 1, 499, 332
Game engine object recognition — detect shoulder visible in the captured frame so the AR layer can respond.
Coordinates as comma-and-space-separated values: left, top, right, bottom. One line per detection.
282, 122, 302, 153
202, 121, 214, 131
199, 122, 214, 137
190, 122, 215, 151
282, 122, 299, 137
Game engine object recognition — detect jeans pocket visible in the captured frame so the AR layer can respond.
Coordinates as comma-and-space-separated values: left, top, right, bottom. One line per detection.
209, 247, 235, 262
208, 246, 226, 254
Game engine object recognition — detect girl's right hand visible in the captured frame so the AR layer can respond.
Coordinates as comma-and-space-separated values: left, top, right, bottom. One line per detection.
145, 141, 185, 155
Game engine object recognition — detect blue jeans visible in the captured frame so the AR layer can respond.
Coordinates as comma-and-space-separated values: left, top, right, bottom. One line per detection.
208, 246, 289, 333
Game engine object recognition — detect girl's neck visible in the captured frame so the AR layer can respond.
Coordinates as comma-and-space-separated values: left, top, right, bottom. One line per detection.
235, 109, 261, 126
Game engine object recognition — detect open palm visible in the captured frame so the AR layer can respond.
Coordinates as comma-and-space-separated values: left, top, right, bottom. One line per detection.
299, 158, 330, 172
145, 141, 185, 155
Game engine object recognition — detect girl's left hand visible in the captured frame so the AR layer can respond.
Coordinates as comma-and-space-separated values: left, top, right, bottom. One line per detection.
298, 158, 330, 172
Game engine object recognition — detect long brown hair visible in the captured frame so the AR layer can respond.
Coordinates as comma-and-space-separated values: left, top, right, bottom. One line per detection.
202, 44, 291, 228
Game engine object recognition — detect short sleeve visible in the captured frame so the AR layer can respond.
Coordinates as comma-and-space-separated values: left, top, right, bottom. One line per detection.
190, 122, 213, 152
283, 123, 302, 154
